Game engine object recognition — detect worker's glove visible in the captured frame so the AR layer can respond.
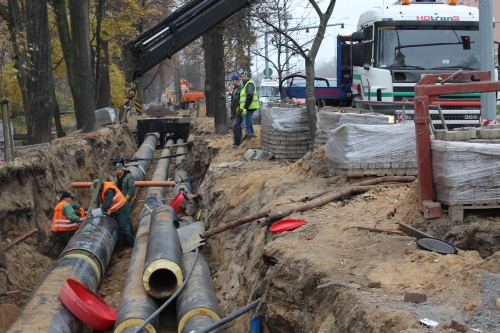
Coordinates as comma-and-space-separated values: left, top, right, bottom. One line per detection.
92, 204, 98, 209
80, 218, 85, 223
235, 106, 242, 115
229, 114, 233, 120
125, 195, 131, 202
241, 108, 247, 116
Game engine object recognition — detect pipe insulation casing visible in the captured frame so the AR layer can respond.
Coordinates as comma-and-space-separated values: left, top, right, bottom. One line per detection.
61, 215, 119, 278
114, 210, 159, 333
143, 205, 182, 299
176, 251, 222, 333
6, 256, 99, 333
173, 169, 192, 196
148, 148, 172, 200
175, 146, 186, 166
181, 315, 219, 333
127, 133, 159, 181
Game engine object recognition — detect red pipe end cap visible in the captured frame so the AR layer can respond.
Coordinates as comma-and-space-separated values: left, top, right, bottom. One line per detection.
270, 219, 306, 234
59, 279, 117, 331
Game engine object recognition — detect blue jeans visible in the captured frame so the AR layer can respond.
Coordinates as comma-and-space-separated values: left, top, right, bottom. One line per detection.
243, 110, 256, 134
232, 114, 243, 145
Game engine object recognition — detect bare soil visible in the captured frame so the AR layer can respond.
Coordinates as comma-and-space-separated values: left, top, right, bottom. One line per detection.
2, 115, 500, 333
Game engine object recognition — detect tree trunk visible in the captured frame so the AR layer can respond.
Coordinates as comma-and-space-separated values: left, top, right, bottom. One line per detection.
96, 40, 111, 108
25, 0, 55, 144
203, 25, 228, 134
52, 88, 64, 138
305, 57, 316, 149
68, 0, 96, 132
4, 0, 30, 118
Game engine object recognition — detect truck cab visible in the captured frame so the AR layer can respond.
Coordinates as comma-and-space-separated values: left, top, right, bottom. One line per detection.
259, 79, 280, 103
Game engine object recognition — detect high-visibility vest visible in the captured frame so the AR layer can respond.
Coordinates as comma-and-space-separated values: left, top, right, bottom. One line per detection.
100, 182, 126, 213
52, 201, 79, 232
240, 79, 260, 110
79, 208, 86, 218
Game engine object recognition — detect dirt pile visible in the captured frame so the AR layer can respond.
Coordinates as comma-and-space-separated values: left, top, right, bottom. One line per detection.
190, 117, 500, 332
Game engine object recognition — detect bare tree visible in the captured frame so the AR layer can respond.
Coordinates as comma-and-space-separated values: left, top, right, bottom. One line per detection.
25, 0, 56, 144
257, 0, 336, 147
51, 0, 96, 133
203, 25, 228, 134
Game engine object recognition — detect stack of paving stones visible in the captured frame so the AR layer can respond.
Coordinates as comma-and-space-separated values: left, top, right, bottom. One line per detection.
315, 109, 390, 147
431, 125, 500, 217
260, 102, 312, 159
326, 122, 417, 177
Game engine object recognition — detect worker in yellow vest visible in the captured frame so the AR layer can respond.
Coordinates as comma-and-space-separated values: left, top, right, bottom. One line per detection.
239, 71, 259, 140
52, 192, 83, 248
91, 179, 134, 247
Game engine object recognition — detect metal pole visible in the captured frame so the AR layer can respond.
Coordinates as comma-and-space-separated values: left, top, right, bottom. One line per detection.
1, 99, 12, 162
284, 0, 289, 76
479, 0, 497, 122
265, 32, 269, 79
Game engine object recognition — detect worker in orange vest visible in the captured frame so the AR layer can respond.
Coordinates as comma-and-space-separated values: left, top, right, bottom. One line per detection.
91, 179, 134, 247
52, 192, 83, 248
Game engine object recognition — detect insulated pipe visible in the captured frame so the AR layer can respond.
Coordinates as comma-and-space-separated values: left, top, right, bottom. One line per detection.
174, 169, 192, 196
127, 133, 159, 181
114, 210, 159, 333
70, 181, 175, 188
114, 145, 173, 333
61, 215, 119, 279
148, 148, 172, 200
176, 251, 222, 333
143, 205, 182, 299
6, 256, 99, 333
175, 145, 186, 166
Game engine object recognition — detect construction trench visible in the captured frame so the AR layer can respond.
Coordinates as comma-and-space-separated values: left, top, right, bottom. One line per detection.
2, 108, 500, 332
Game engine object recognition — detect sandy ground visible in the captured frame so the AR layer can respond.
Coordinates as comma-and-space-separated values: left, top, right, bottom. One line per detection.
2, 115, 500, 333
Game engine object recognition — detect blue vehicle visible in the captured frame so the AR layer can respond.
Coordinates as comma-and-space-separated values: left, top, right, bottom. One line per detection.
281, 36, 353, 107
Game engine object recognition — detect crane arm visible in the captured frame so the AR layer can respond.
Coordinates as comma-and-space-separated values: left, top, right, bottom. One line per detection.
126, 0, 256, 81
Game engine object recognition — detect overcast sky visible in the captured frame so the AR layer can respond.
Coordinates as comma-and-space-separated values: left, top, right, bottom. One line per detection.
252, 0, 387, 76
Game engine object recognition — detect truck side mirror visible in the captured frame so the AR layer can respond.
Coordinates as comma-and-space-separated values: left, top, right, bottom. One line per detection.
352, 31, 364, 42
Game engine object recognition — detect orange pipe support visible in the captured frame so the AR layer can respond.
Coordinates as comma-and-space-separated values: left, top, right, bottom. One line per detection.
70, 181, 175, 188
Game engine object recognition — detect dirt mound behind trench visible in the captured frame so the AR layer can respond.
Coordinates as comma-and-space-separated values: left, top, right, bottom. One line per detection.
187, 117, 498, 332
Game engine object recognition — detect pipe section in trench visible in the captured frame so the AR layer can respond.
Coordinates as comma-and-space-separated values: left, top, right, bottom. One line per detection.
7, 135, 159, 333
176, 251, 222, 333
143, 205, 183, 299
114, 145, 172, 333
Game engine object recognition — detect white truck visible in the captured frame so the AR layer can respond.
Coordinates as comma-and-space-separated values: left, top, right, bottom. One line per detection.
350, 0, 483, 128
259, 79, 280, 103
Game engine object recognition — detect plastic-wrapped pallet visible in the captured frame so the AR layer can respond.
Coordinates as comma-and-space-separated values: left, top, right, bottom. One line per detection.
315, 111, 390, 147
261, 105, 312, 159
326, 122, 417, 177
431, 140, 500, 205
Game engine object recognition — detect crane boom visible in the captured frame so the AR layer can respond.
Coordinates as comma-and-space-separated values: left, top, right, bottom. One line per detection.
126, 0, 256, 81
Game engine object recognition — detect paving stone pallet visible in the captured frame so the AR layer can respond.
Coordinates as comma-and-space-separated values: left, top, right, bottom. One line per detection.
446, 202, 500, 222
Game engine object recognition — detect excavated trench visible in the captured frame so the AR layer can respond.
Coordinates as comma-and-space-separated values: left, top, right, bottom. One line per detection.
3, 117, 500, 332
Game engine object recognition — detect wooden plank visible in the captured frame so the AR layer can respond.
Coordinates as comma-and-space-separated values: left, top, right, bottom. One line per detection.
396, 222, 433, 238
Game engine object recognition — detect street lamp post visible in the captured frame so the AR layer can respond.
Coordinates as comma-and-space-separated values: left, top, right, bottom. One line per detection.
333, 17, 349, 59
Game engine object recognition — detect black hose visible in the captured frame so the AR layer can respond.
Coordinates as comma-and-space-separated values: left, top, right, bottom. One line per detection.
196, 298, 261, 333
132, 247, 199, 333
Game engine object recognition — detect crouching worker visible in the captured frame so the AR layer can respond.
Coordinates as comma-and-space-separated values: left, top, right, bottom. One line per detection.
52, 192, 84, 249
91, 179, 134, 247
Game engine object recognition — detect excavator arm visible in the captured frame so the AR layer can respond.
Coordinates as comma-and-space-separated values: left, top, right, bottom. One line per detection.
126, 0, 256, 81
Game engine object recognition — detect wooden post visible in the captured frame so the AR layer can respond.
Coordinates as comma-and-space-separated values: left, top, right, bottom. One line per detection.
1, 98, 13, 163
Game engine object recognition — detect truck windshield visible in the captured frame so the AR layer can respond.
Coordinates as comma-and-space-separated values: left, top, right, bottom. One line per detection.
261, 86, 280, 97
376, 27, 480, 70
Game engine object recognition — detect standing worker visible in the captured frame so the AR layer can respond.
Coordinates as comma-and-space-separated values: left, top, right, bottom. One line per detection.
114, 163, 136, 233
239, 71, 259, 140
52, 192, 84, 249
229, 74, 243, 148
91, 179, 134, 247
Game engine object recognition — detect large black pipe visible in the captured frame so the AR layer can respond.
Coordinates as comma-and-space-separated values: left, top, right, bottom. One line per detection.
143, 205, 182, 299
6, 256, 99, 333
126, 133, 159, 181
114, 210, 159, 333
114, 146, 173, 333
61, 214, 119, 278
176, 251, 222, 333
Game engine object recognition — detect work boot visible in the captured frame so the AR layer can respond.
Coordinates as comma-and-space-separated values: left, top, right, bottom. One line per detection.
232, 144, 239, 148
